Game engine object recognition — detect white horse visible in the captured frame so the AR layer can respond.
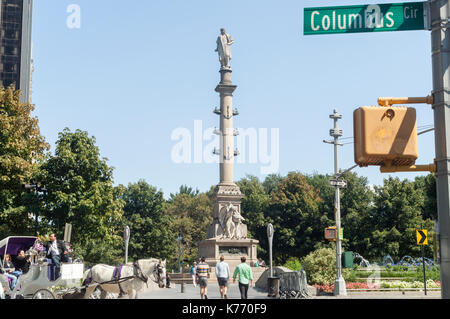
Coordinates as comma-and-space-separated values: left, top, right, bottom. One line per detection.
82, 259, 166, 299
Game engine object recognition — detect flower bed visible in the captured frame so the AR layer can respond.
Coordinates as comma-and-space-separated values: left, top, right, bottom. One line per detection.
380, 280, 440, 289
313, 280, 441, 293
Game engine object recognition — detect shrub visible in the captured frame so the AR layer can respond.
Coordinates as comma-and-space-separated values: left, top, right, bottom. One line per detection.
283, 257, 302, 271
301, 245, 350, 285
380, 280, 440, 289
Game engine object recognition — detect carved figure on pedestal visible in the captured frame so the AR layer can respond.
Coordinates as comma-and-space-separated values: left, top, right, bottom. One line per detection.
218, 203, 246, 240
215, 28, 234, 70
232, 209, 245, 240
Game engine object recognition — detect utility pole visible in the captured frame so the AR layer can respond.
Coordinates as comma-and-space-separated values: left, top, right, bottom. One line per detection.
430, 0, 450, 299
324, 109, 347, 296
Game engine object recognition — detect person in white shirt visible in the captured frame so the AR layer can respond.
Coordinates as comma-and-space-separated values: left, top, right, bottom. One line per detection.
215, 255, 230, 299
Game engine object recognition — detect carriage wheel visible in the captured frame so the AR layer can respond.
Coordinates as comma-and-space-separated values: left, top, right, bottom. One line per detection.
32, 289, 56, 299
88, 287, 102, 299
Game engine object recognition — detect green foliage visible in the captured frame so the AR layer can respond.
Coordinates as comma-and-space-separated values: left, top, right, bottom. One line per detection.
414, 175, 437, 221
0, 86, 49, 236
165, 192, 212, 269
262, 174, 283, 195
268, 172, 322, 263
169, 185, 200, 200
380, 280, 440, 289
120, 180, 176, 262
39, 128, 123, 264
344, 265, 441, 283
237, 175, 270, 258
301, 245, 343, 285
283, 257, 302, 271
366, 177, 434, 260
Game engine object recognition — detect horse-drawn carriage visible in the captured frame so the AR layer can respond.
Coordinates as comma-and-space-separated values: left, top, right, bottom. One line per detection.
0, 236, 84, 299
1, 236, 167, 299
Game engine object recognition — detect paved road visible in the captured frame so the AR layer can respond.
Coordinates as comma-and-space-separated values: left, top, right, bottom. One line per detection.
138, 283, 442, 299
138, 282, 269, 299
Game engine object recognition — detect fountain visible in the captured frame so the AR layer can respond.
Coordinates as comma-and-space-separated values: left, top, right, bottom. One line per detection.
353, 252, 371, 267
382, 254, 395, 266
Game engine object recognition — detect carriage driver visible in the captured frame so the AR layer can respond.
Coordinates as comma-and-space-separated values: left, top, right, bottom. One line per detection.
43, 233, 69, 278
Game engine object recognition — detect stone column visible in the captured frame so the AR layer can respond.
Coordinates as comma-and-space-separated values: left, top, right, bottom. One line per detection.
215, 68, 238, 185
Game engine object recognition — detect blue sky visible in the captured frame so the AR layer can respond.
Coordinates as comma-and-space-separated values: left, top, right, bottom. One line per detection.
31, 0, 435, 197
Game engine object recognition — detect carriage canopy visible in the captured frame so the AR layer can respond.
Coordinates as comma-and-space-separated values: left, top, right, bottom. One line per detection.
0, 236, 37, 257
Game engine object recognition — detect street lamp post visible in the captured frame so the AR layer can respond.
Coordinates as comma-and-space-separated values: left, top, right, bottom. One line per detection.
177, 235, 183, 273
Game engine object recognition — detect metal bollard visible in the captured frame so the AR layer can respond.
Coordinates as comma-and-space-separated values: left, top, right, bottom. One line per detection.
267, 277, 280, 298
181, 281, 185, 293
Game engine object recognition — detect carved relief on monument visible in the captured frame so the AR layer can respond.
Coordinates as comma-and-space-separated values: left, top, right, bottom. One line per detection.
208, 202, 248, 240
218, 203, 246, 240
214, 184, 242, 196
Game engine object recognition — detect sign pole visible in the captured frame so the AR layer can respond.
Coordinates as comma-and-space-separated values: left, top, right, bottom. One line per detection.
430, 0, 450, 299
327, 109, 347, 296
420, 223, 428, 295
267, 223, 274, 278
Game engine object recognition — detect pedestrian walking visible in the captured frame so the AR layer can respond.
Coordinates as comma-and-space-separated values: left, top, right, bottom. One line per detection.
196, 257, 210, 299
233, 256, 253, 299
190, 262, 198, 287
215, 255, 230, 299
166, 272, 171, 288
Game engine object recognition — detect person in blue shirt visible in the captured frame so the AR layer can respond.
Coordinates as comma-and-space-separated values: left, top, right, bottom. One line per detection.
215, 255, 230, 299
190, 262, 197, 287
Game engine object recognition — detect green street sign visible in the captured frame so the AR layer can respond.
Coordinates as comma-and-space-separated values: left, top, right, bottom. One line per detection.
304, 2, 427, 35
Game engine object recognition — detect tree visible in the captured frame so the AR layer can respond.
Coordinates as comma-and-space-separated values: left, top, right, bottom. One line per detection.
39, 128, 123, 264
262, 174, 283, 195
169, 185, 200, 200
369, 177, 432, 261
305, 173, 335, 238
120, 180, 176, 262
165, 191, 212, 268
267, 172, 322, 263
339, 172, 374, 255
414, 174, 437, 221
0, 86, 49, 237
236, 175, 270, 258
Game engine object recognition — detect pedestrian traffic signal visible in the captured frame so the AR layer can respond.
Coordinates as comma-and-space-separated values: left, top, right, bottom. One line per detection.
325, 227, 337, 241
354, 106, 418, 167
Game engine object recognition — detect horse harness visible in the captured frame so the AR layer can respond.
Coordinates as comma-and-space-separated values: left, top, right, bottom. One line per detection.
111, 261, 149, 296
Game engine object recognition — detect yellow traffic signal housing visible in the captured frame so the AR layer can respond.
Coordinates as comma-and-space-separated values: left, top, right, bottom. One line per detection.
354, 106, 418, 167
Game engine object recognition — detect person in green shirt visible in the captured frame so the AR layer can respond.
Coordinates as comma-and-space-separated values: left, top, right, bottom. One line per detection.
232, 256, 253, 299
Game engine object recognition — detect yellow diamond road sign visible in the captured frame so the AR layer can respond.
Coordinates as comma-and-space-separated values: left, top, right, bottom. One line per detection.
416, 229, 428, 245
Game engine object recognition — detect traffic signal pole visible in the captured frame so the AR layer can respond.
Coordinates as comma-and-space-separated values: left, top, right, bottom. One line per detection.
327, 109, 347, 296
430, 0, 450, 299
